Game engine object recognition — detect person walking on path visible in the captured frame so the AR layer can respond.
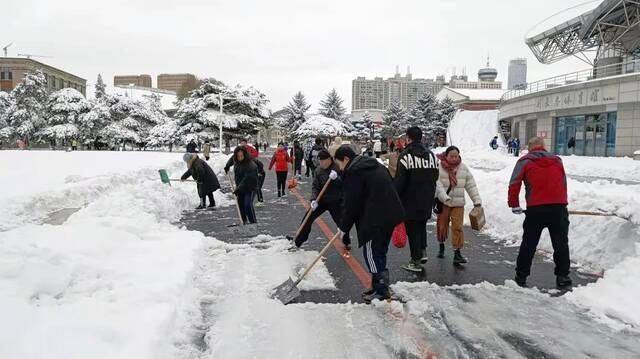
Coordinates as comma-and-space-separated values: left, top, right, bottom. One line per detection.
508, 137, 572, 288
288, 150, 351, 251
490, 136, 499, 150
306, 138, 325, 177
512, 138, 521, 156
181, 153, 221, 209
394, 127, 439, 272
335, 145, 405, 303
186, 139, 199, 153
291, 140, 304, 179
435, 146, 482, 265
269, 142, 292, 197
231, 146, 259, 224
203, 141, 211, 161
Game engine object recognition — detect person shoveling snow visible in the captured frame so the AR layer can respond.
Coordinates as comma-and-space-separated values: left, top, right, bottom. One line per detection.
181, 153, 221, 210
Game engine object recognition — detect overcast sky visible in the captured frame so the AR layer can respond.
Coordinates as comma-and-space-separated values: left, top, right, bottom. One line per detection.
6, 0, 600, 111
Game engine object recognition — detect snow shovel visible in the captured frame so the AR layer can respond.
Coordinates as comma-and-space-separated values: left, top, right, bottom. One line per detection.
568, 210, 630, 221
273, 231, 341, 304
158, 169, 194, 185
226, 173, 258, 237
285, 177, 333, 242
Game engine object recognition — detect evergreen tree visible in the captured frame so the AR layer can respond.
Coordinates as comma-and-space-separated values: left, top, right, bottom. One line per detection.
319, 89, 346, 121
350, 111, 374, 141
380, 100, 407, 139
3, 69, 48, 144
95, 74, 107, 99
284, 91, 311, 134
39, 88, 93, 146
408, 92, 438, 131
0, 92, 11, 140
431, 96, 456, 146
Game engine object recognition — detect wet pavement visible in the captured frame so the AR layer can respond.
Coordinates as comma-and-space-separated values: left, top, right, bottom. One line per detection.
180, 154, 599, 305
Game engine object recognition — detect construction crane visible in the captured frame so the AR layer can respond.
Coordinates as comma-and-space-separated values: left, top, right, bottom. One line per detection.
2, 42, 12, 57
17, 53, 54, 59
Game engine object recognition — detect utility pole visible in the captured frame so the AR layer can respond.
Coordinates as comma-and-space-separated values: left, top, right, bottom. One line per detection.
219, 93, 224, 154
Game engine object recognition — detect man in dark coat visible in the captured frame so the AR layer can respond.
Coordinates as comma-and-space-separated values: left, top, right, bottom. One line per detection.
232, 146, 259, 224
255, 157, 266, 205
181, 153, 221, 209
335, 145, 405, 303
186, 139, 198, 153
394, 127, 439, 272
290, 140, 304, 179
288, 150, 350, 251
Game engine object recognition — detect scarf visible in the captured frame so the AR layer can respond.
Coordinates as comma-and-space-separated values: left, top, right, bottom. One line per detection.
437, 153, 461, 188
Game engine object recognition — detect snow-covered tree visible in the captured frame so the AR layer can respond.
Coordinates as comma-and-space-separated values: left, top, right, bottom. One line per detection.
176, 78, 269, 142
292, 114, 347, 140
429, 96, 456, 146
39, 88, 93, 146
147, 118, 180, 151
3, 70, 48, 144
284, 92, 311, 134
81, 99, 111, 144
95, 74, 106, 99
319, 89, 346, 121
408, 92, 438, 131
0, 92, 12, 140
350, 111, 374, 141
380, 100, 407, 139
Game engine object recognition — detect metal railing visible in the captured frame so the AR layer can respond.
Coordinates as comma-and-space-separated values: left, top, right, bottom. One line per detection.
501, 60, 640, 102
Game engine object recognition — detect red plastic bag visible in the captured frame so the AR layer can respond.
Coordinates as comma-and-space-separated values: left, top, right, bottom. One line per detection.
392, 223, 407, 248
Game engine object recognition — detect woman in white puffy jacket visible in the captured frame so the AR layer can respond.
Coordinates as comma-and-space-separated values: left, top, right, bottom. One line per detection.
435, 145, 482, 264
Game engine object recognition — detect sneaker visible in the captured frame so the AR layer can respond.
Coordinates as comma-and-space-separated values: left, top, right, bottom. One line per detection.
515, 274, 527, 287
195, 204, 206, 210
255, 202, 264, 207
363, 291, 391, 304
287, 245, 300, 252
420, 249, 428, 264
401, 261, 424, 273
556, 275, 573, 288
437, 243, 445, 258
361, 287, 375, 298
453, 250, 468, 265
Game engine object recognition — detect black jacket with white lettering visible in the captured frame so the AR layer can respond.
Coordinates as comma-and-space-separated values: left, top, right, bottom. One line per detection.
394, 142, 439, 220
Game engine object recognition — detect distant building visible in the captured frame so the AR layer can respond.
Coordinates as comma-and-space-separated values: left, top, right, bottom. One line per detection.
0, 57, 87, 96
157, 73, 197, 93
436, 87, 506, 111
352, 67, 446, 111
449, 60, 503, 90
508, 58, 527, 90
114, 74, 152, 88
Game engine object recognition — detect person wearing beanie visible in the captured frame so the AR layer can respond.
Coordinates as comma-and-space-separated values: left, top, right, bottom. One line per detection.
334, 144, 405, 304
181, 153, 221, 210
288, 149, 350, 251
394, 127, 439, 273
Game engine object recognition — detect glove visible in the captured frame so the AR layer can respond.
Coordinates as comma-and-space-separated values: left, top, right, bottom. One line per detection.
224, 167, 230, 174
310, 200, 319, 211
232, 189, 239, 196
512, 207, 523, 215
329, 170, 338, 180
474, 203, 482, 208
337, 229, 346, 239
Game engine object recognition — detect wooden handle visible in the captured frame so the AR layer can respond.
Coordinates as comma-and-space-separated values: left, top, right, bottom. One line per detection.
170, 179, 194, 182
227, 173, 244, 224
294, 231, 341, 286
293, 177, 333, 238
568, 210, 615, 217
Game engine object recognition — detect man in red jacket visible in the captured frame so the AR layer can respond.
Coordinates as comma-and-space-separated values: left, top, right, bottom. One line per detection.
508, 137, 572, 288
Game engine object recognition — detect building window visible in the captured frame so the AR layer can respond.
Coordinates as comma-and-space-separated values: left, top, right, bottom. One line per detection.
0, 67, 12, 80
554, 112, 616, 157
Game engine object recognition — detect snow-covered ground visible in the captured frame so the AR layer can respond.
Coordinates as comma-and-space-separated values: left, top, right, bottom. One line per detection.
446, 109, 640, 329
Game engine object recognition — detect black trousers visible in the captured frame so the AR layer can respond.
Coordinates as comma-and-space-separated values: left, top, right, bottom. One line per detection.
294, 201, 350, 247
200, 192, 215, 207
237, 191, 256, 224
362, 227, 393, 275
276, 171, 287, 195
516, 205, 570, 278
294, 161, 302, 176
405, 219, 427, 261
256, 175, 265, 202
305, 160, 315, 177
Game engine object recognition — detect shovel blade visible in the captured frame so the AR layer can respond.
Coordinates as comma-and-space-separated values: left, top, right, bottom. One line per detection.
272, 277, 300, 304
158, 169, 171, 185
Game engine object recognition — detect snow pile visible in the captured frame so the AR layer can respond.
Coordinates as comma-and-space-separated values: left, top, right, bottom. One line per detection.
447, 110, 503, 151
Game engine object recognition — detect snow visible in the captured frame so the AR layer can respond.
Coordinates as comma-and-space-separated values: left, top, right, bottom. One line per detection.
292, 114, 348, 139
442, 88, 507, 101
108, 85, 178, 111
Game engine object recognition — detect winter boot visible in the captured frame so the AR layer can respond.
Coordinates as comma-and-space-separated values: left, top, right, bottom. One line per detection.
196, 198, 206, 210
556, 275, 573, 288
287, 244, 300, 252
364, 270, 391, 304
420, 249, 428, 264
401, 260, 424, 273
437, 243, 445, 258
514, 274, 527, 288
453, 249, 467, 265
361, 287, 375, 298
255, 201, 264, 207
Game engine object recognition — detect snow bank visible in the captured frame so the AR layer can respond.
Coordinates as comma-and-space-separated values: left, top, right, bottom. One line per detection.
447, 110, 503, 151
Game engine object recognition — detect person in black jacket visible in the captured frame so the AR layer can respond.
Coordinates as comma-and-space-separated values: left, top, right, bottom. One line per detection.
290, 140, 304, 179
186, 139, 198, 153
231, 146, 259, 224
288, 150, 350, 251
255, 156, 266, 206
181, 153, 221, 209
305, 138, 325, 177
394, 127, 439, 272
335, 145, 405, 303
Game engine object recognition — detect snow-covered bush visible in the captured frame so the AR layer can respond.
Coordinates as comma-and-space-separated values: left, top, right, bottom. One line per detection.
38, 88, 93, 144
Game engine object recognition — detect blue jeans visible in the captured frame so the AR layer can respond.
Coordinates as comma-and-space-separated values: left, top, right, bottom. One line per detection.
238, 191, 256, 224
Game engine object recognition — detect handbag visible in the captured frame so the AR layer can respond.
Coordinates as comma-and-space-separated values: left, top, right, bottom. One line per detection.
433, 185, 452, 214
392, 223, 407, 248
469, 206, 486, 231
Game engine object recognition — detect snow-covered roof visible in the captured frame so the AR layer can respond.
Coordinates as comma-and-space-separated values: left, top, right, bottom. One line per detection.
107, 86, 178, 111
293, 114, 348, 138
437, 87, 506, 102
